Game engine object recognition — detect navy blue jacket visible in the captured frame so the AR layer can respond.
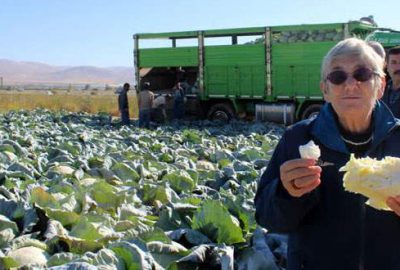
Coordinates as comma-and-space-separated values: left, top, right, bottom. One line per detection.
381, 80, 400, 119
255, 102, 400, 270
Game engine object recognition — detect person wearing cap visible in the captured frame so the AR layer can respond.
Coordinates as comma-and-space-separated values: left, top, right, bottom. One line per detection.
138, 82, 154, 128
176, 67, 191, 93
173, 82, 185, 120
118, 83, 131, 125
255, 38, 400, 269
382, 46, 400, 118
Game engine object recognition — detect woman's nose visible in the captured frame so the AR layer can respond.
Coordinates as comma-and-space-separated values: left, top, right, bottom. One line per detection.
344, 75, 360, 87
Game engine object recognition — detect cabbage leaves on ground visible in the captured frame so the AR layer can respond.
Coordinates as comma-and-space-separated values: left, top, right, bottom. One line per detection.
0, 110, 286, 269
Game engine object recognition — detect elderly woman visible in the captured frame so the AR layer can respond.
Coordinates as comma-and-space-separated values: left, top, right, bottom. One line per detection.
255, 38, 400, 270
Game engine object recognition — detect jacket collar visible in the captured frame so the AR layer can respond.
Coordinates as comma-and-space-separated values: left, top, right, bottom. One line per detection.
310, 101, 400, 154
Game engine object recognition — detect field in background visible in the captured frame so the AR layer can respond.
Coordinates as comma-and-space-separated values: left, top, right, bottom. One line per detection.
0, 89, 138, 118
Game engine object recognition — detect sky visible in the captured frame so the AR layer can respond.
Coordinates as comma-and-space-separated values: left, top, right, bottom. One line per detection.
1, 0, 399, 67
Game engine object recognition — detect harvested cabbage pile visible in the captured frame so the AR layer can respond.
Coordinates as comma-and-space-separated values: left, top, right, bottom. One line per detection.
340, 154, 400, 211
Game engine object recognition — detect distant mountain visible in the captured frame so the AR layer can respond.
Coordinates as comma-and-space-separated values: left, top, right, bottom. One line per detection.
0, 59, 134, 85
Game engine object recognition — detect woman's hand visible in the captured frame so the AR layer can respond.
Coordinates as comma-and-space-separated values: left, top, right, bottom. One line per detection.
386, 196, 400, 216
280, 159, 322, 197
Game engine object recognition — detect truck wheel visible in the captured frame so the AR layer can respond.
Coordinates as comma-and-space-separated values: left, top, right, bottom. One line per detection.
207, 103, 235, 121
301, 104, 323, 120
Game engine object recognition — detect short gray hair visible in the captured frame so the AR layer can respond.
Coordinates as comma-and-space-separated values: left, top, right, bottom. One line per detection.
321, 38, 385, 81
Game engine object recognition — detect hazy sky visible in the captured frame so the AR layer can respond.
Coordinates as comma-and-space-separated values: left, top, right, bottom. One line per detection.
1, 0, 399, 67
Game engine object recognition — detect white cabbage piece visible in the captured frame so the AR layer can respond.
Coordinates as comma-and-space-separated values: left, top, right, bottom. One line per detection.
340, 154, 400, 211
299, 140, 321, 160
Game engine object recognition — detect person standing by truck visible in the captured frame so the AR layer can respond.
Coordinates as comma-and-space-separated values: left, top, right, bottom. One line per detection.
118, 83, 131, 125
382, 46, 400, 118
173, 82, 185, 120
176, 67, 191, 94
138, 82, 154, 128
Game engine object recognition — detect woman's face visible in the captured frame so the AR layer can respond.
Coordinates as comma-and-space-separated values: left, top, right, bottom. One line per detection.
320, 56, 385, 119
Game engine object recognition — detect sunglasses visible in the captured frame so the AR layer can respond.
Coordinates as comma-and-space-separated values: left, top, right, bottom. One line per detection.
326, 67, 379, 85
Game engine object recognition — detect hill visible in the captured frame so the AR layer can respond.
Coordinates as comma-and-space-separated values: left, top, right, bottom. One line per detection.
0, 59, 133, 85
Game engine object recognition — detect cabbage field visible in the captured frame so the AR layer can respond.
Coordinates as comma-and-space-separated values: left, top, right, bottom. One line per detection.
0, 110, 287, 270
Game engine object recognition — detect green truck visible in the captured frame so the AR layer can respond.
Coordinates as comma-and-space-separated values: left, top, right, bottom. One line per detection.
133, 18, 400, 124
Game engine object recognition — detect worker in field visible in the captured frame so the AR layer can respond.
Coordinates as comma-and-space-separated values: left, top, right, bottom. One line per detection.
173, 82, 185, 120
138, 81, 154, 128
255, 38, 400, 269
176, 67, 191, 93
381, 46, 400, 118
118, 83, 130, 125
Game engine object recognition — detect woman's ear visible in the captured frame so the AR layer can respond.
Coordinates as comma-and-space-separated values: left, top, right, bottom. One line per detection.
377, 76, 386, 99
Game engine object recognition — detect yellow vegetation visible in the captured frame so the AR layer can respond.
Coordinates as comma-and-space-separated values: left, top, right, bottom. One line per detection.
0, 90, 138, 118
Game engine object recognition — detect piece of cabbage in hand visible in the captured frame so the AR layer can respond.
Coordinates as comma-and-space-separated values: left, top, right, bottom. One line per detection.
299, 140, 321, 160
340, 154, 400, 211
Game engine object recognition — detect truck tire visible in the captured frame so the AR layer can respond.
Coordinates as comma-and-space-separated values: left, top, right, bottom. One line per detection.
301, 104, 323, 120
207, 103, 235, 121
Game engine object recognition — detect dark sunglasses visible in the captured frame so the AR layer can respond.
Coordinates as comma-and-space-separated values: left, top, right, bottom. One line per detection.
326, 67, 379, 85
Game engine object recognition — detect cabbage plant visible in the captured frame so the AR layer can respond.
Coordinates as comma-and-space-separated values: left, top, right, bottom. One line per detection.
0, 110, 286, 269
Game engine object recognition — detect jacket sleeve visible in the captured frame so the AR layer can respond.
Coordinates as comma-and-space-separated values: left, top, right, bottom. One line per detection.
254, 133, 320, 233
